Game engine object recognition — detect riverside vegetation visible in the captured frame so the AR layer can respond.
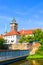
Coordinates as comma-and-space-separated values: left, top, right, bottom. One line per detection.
0, 29, 43, 58
19, 29, 43, 59
0, 37, 8, 49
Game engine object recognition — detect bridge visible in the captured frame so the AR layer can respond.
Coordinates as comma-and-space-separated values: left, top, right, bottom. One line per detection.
0, 50, 29, 64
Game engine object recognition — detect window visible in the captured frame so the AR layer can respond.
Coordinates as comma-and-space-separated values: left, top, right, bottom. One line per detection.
11, 40, 14, 42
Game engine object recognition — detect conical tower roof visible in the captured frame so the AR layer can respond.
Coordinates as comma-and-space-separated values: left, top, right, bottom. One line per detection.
10, 18, 17, 24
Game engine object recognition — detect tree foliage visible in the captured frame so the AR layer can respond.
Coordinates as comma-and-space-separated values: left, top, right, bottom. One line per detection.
33, 29, 42, 41
26, 35, 34, 43
35, 45, 43, 55
19, 29, 43, 45
19, 35, 34, 43
33, 29, 43, 45
0, 38, 5, 49
19, 35, 26, 43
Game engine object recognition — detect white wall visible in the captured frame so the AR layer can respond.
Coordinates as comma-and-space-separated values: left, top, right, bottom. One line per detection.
3, 35, 20, 44
16, 35, 20, 43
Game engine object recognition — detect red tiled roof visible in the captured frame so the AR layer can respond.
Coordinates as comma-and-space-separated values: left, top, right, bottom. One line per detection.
19, 30, 33, 35
4, 29, 33, 36
4, 30, 20, 36
0, 35, 3, 38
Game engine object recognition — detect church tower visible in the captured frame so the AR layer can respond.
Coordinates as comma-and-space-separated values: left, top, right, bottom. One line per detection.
10, 18, 18, 31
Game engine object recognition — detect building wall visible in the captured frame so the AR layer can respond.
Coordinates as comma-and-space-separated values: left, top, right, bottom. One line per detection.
10, 23, 18, 31
3, 35, 20, 44
3, 34, 33, 44
16, 35, 20, 43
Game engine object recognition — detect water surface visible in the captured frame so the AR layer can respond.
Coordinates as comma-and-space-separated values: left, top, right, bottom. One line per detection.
9, 59, 43, 65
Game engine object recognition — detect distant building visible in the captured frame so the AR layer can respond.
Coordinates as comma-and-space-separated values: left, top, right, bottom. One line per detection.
10, 19, 18, 31
0, 18, 33, 44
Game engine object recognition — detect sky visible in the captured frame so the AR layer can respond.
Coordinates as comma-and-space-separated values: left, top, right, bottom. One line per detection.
0, 0, 43, 34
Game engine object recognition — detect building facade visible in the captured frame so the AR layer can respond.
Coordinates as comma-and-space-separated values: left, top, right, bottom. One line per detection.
0, 18, 33, 44
3, 19, 20, 44
10, 19, 18, 31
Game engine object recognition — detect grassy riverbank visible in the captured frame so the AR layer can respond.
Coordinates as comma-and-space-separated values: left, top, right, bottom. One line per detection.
27, 54, 43, 59
27, 45, 43, 59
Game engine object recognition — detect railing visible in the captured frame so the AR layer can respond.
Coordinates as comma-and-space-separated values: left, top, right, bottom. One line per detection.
0, 50, 29, 61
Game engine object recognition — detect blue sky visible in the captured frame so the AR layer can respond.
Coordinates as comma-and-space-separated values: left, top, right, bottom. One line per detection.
0, 0, 43, 34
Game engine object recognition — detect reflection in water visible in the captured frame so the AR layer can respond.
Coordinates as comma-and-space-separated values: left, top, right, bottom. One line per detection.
29, 60, 40, 65
9, 60, 29, 65
9, 59, 43, 65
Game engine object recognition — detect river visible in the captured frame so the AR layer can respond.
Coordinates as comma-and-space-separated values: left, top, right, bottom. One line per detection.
9, 59, 43, 65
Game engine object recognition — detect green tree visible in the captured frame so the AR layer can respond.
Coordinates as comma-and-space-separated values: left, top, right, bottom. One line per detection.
33, 29, 43, 45
19, 35, 26, 43
0, 38, 5, 49
19, 29, 43, 44
19, 35, 34, 43
35, 45, 43, 55
33, 29, 42, 41
26, 35, 34, 43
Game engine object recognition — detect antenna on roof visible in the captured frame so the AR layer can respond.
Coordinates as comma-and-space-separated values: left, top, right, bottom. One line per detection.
4, 24, 7, 33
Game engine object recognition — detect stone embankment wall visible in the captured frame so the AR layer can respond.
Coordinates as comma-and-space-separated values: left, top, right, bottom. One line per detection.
9, 42, 40, 55
9, 43, 29, 50
30, 42, 41, 55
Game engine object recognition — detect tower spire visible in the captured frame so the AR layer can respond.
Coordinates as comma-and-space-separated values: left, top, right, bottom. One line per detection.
4, 24, 7, 33
10, 18, 18, 31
